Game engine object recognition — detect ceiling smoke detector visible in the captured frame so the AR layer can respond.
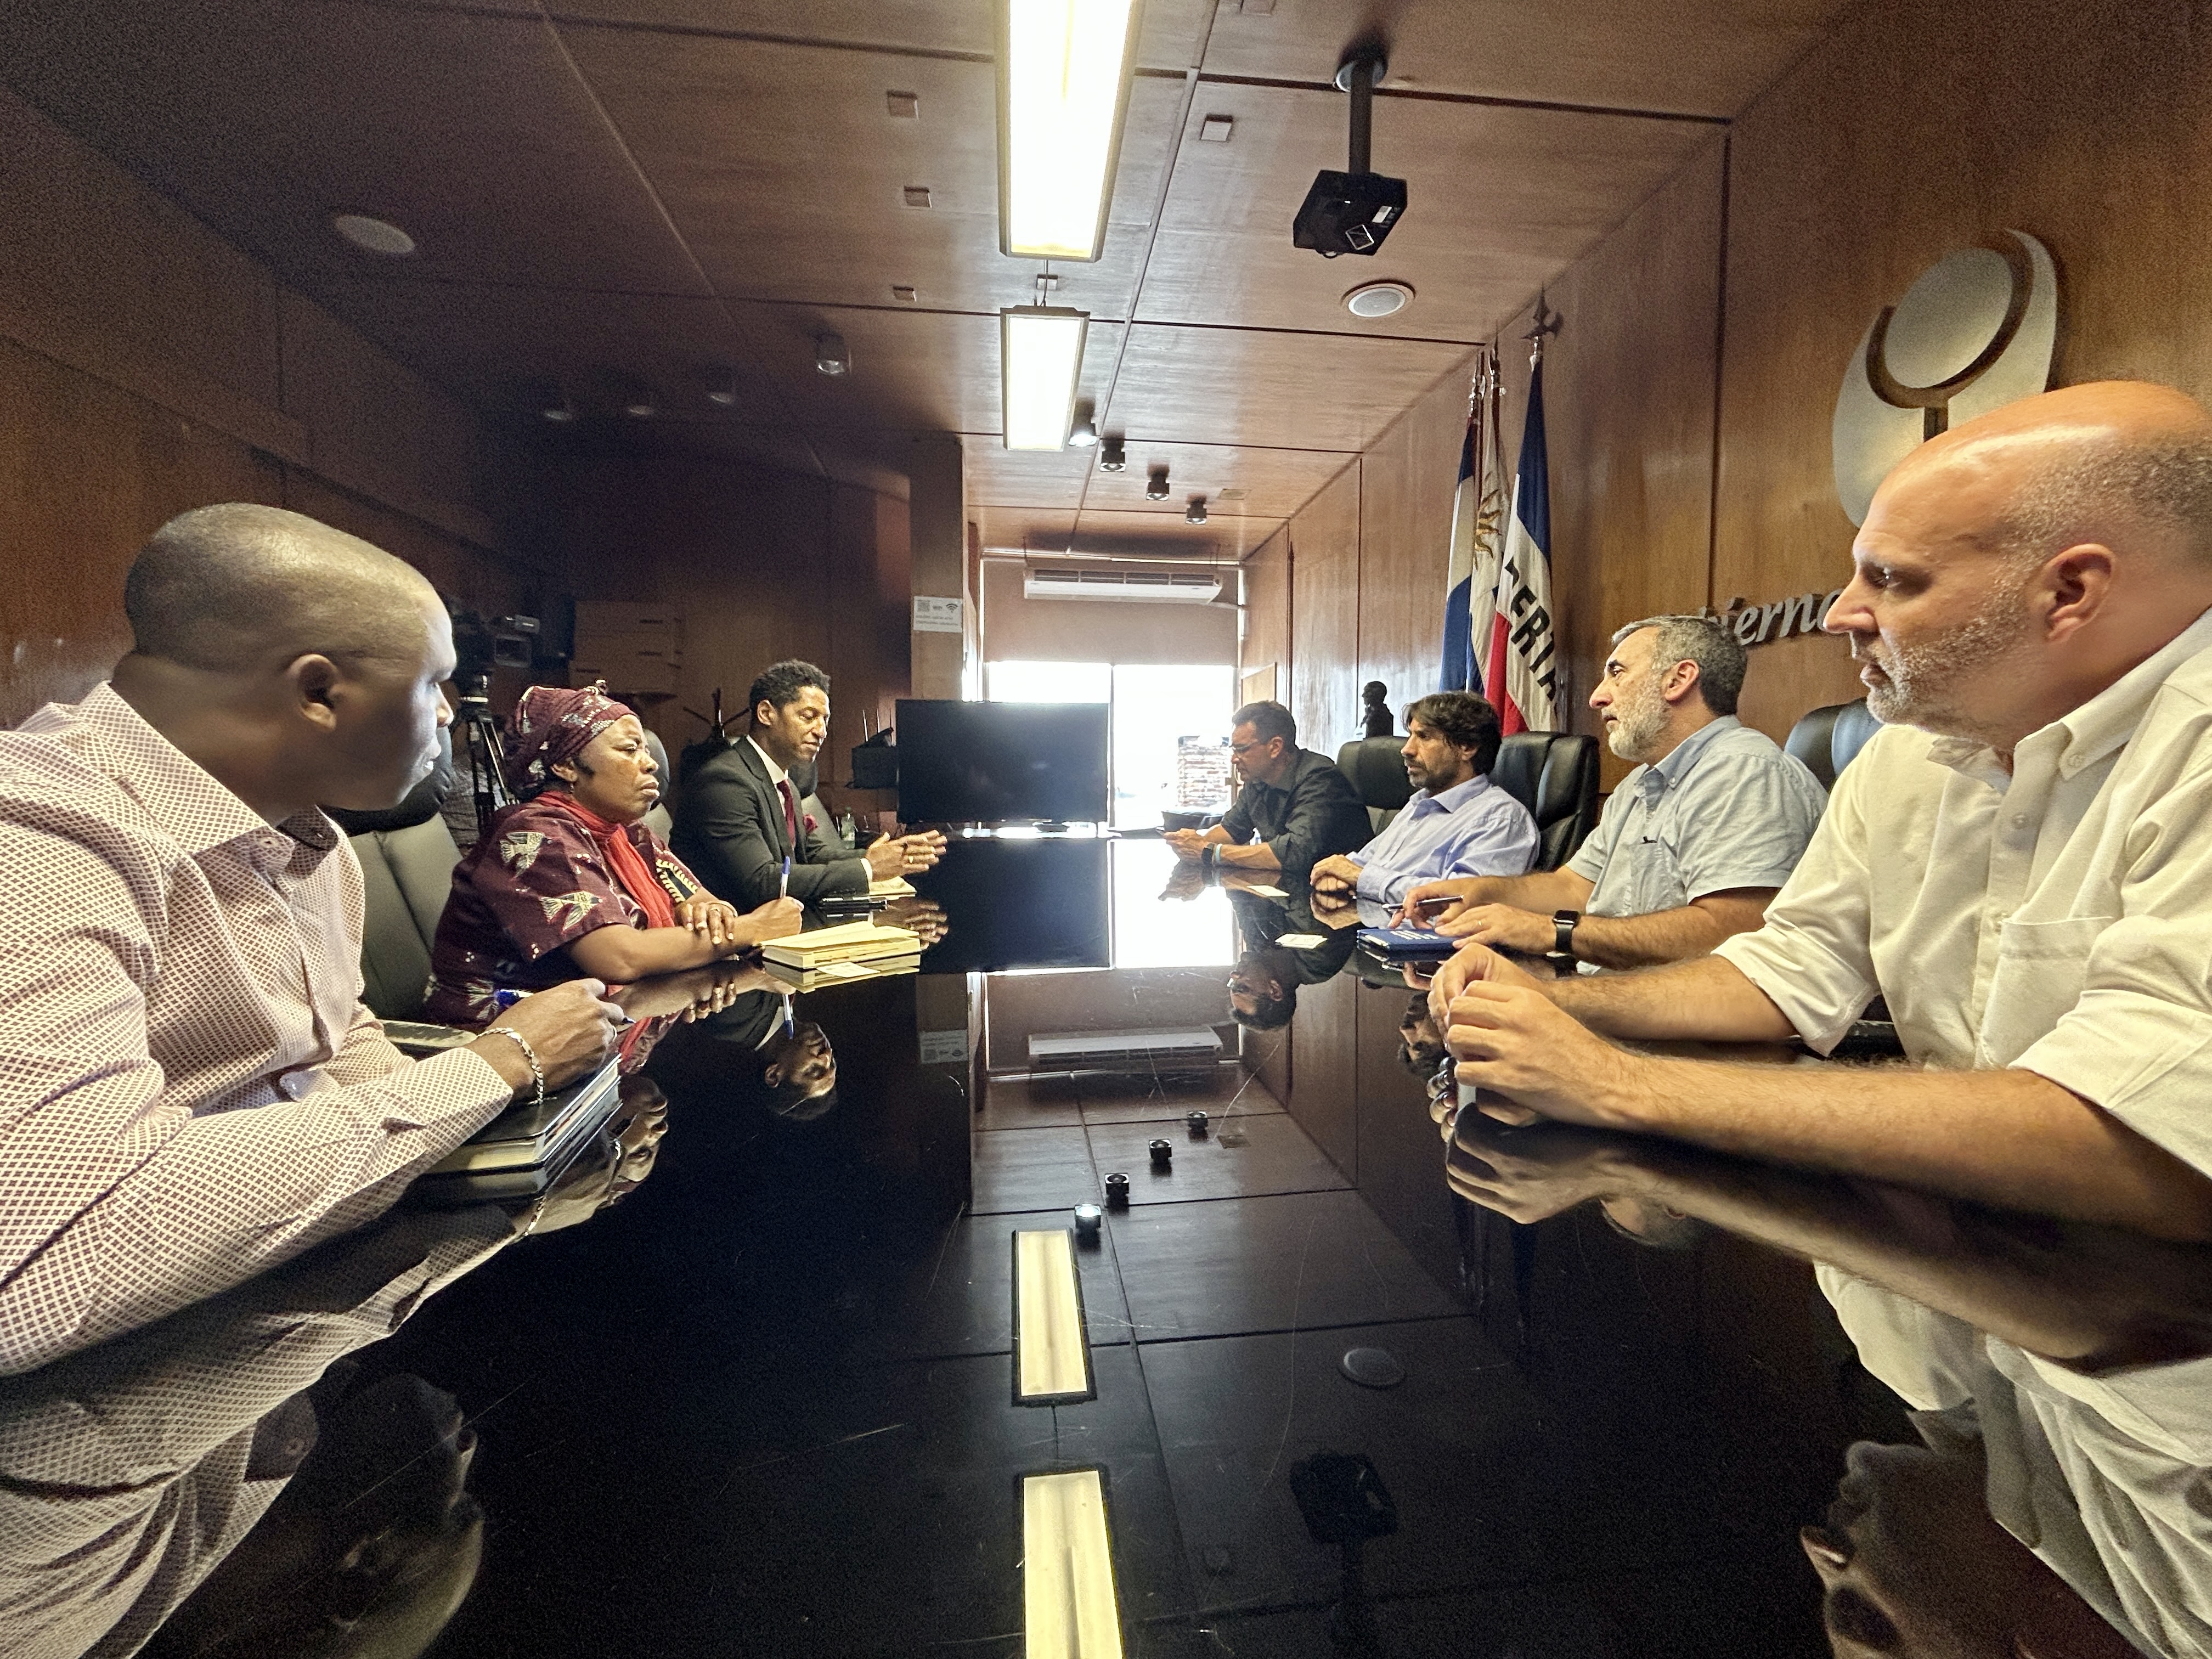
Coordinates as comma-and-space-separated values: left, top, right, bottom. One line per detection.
1344, 280, 1413, 318
330, 212, 416, 256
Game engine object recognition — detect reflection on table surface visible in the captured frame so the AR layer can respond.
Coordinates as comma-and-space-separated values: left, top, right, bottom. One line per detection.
6, 843, 2209, 1658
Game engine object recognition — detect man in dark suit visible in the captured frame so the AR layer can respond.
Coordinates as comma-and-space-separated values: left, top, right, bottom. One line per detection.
672, 659, 944, 910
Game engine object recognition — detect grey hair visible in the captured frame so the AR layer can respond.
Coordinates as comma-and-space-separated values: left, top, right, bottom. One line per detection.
1609, 613, 1747, 716
1992, 425, 2212, 566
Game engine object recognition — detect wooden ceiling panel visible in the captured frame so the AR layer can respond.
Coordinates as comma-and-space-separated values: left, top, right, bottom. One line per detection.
1065, 510, 1282, 558
972, 504, 1080, 552
1139, 84, 1712, 341
735, 304, 1125, 436
545, 0, 1216, 72
315, 279, 785, 422
966, 447, 1095, 509
0, 0, 706, 296
1077, 441, 1351, 518
561, 32, 1180, 314
1198, 0, 1853, 117
1107, 324, 1470, 452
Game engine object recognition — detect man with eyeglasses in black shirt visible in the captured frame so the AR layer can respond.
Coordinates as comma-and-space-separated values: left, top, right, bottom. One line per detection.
1164, 700, 1371, 883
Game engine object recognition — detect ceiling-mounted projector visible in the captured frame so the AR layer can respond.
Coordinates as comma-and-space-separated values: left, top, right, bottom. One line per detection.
1292, 51, 1405, 258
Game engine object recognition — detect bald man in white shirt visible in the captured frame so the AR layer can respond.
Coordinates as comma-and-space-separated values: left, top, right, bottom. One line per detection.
1431, 381, 2212, 1657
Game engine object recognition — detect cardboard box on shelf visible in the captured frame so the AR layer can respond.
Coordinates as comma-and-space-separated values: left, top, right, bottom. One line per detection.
574, 631, 682, 665
572, 659, 681, 697
574, 601, 684, 635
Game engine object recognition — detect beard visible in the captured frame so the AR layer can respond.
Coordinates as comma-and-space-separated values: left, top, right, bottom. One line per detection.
1855, 578, 2032, 740
1605, 679, 1672, 762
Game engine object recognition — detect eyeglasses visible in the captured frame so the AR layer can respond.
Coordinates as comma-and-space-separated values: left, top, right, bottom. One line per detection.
1229, 738, 1271, 757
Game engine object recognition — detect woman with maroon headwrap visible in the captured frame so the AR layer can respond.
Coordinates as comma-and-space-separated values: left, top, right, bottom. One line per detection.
424, 685, 801, 1027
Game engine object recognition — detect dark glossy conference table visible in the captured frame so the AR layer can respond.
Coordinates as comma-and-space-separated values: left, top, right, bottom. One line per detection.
5, 833, 2207, 1658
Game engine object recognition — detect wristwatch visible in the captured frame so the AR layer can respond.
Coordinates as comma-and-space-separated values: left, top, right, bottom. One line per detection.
1551, 910, 1580, 958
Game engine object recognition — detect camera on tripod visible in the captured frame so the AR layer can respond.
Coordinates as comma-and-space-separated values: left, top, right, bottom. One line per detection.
444, 603, 543, 830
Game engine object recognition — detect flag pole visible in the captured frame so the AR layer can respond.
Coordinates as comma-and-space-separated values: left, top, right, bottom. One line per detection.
1523, 293, 1560, 370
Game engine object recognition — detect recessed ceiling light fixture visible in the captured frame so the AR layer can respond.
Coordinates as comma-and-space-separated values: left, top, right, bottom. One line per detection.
1198, 114, 1234, 143
330, 212, 416, 256
1185, 495, 1208, 524
886, 90, 919, 118
902, 185, 933, 208
1001, 306, 1088, 449
623, 394, 656, 419
704, 366, 740, 407
1097, 435, 1126, 472
1146, 465, 1171, 500
815, 333, 851, 376
1344, 280, 1413, 318
998, 0, 1142, 262
1068, 400, 1099, 447
540, 387, 578, 424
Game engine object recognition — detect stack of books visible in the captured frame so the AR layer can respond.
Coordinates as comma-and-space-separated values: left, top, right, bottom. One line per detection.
388, 1021, 625, 1204
761, 919, 921, 972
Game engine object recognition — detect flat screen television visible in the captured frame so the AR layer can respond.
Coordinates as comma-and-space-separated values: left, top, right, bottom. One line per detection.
895, 699, 1109, 825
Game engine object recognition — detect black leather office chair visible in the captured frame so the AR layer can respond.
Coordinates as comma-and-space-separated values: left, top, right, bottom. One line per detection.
328, 755, 463, 1021
1491, 732, 1601, 872
1784, 698, 1881, 789
1335, 736, 1413, 833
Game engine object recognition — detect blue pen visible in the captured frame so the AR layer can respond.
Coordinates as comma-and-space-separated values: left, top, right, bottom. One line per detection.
780, 854, 792, 901
490, 988, 526, 1011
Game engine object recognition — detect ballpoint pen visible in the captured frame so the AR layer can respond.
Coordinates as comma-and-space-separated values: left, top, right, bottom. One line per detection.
780, 854, 792, 901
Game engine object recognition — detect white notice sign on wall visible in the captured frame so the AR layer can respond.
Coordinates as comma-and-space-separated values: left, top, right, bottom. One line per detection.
918, 1029, 967, 1066
912, 596, 964, 634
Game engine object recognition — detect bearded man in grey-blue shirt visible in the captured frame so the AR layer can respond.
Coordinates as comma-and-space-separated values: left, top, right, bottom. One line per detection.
1398, 614, 1827, 970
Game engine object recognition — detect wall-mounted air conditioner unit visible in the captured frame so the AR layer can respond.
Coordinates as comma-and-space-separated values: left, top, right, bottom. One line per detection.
1023, 567, 1223, 603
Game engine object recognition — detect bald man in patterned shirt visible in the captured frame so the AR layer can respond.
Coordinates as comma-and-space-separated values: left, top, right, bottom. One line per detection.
0, 504, 620, 1374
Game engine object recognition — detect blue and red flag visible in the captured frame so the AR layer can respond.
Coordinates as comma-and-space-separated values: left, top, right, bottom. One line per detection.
1439, 351, 1504, 693
1480, 359, 1561, 733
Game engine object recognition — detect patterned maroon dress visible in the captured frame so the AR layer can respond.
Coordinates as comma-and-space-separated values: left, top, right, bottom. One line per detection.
424, 794, 706, 1028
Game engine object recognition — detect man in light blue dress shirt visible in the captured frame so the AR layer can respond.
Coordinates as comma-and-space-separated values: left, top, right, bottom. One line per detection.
1311, 692, 1537, 905
1400, 614, 1826, 970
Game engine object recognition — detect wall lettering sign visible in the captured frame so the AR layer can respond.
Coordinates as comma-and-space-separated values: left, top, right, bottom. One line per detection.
1722, 588, 1843, 648
1831, 230, 2059, 525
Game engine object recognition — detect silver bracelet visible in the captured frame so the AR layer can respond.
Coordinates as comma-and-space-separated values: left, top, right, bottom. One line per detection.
482, 1025, 546, 1107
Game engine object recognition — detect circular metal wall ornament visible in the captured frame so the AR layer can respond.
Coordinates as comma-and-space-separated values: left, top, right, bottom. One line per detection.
1831, 230, 2059, 525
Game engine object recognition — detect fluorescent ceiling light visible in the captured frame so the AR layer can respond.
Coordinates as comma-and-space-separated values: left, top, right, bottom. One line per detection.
1012, 1228, 1094, 1402
1022, 1468, 1124, 1659
998, 0, 1142, 261
1001, 307, 1090, 451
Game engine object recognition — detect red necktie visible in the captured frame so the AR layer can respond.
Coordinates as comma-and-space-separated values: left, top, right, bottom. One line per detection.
778, 778, 799, 849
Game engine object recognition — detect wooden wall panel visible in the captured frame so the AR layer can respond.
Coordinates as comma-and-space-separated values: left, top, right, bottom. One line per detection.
1716, 0, 2212, 742
1239, 526, 1290, 703
1497, 136, 1728, 786
540, 453, 911, 817
0, 81, 534, 726
0, 86, 280, 413
0, 338, 282, 721
1285, 464, 1361, 755
1355, 357, 1480, 724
